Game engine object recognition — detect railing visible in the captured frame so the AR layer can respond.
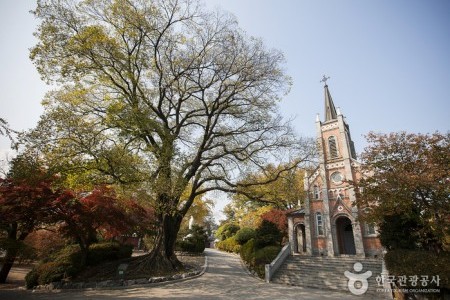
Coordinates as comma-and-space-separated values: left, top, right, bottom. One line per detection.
265, 242, 291, 283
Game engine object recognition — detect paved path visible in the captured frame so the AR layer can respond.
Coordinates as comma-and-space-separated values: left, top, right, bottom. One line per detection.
0, 249, 383, 299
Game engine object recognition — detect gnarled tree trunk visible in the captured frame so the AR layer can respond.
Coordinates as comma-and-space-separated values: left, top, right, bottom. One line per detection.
0, 223, 26, 283
137, 212, 183, 271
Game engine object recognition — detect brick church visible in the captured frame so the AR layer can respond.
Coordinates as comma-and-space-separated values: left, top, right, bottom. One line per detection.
287, 80, 382, 257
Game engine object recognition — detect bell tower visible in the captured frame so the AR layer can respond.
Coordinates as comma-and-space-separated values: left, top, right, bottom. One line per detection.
314, 76, 365, 256
288, 76, 382, 258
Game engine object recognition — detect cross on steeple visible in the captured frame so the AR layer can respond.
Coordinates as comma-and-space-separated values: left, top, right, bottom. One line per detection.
320, 75, 330, 86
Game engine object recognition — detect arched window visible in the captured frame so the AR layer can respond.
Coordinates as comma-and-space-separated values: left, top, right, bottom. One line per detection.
313, 185, 319, 199
328, 136, 338, 158
366, 223, 376, 235
316, 212, 324, 236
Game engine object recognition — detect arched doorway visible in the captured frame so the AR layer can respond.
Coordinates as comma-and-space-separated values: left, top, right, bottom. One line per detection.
336, 216, 356, 255
295, 224, 307, 253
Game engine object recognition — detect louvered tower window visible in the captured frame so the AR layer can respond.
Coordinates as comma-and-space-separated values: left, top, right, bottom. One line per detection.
313, 185, 319, 199
316, 212, 324, 236
328, 136, 338, 158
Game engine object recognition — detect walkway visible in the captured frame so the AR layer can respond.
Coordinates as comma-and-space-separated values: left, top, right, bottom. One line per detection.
0, 249, 381, 299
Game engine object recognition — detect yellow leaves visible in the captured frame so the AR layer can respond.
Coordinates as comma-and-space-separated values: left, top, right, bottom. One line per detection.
65, 172, 96, 191
106, 99, 125, 114
240, 206, 272, 229
61, 88, 90, 106
69, 25, 110, 50
237, 164, 305, 208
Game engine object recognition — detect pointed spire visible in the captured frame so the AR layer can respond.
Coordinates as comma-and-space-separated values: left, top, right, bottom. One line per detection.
324, 84, 338, 121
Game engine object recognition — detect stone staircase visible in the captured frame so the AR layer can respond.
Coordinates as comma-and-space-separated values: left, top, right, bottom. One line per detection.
271, 255, 390, 297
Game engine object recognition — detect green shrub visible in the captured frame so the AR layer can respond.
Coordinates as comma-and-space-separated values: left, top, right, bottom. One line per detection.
254, 246, 282, 278
25, 261, 67, 288
26, 245, 83, 288
216, 223, 240, 241
177, 239, 199, 253
52, 245, 83, 274
385, 249, 450, 289
240, 238, 255, 263
25, 269, 39, 289
235, 228, 256, 245
379, 213, 422, 250
240, 238, 281, 279
254, 220, 282, 248
177, 237, 205, 253
176, 225, 208, 253
216, 236, 241, 253
36, 262, 66, 285
254, 246, 281, 265
87, 242, 133, 266
25, 242, 133, 288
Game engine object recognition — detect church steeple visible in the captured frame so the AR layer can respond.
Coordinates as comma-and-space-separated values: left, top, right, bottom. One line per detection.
324, 84, 337, 122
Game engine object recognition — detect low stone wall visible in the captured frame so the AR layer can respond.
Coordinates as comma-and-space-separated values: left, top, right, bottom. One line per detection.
33, 256, 207, 291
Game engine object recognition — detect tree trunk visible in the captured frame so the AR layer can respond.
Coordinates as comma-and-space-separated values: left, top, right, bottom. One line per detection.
137, 213, 183, 272
0, 248, 18, 283
162, 213, 183, 268
0, 223, 20, 283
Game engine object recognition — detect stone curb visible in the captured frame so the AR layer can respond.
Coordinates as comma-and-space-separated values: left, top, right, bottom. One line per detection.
32, 255, 208, 292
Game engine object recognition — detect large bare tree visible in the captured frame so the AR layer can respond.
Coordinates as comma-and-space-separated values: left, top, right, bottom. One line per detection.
29, 0, 312, 270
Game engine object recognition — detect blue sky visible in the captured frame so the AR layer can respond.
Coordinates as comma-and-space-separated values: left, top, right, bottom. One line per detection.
204, 0, 450, 152
1, 1, 449, 220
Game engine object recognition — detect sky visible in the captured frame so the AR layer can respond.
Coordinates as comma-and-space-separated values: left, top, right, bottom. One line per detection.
1, 1, 449, 221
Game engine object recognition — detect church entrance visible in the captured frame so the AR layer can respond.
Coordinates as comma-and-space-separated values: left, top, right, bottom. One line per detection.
295, 224, 307, 253
336, 216, 356, 255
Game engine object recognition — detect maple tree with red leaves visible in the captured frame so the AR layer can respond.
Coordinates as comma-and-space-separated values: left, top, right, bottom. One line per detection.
261, 208, 288, 236
0, 154, 153, 283
0, 178, 152, 282
0, 177, 62, 283
50, 186, 152, 264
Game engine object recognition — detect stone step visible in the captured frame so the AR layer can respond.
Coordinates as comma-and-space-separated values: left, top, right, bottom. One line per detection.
271, 255, 385, 297
273, 274, 382, 294
283, 262, 381, 268
278, 264, 381, 273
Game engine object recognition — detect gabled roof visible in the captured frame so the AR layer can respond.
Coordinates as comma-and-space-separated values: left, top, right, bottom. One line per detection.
286, 208, 305, 216
324, 85, 338, 121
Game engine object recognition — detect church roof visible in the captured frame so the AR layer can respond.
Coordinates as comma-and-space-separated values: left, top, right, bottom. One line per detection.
286, 208, 305, 216
324, 85, 338, 121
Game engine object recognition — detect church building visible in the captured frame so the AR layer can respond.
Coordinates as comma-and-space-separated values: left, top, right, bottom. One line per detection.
287, 80, 382, 257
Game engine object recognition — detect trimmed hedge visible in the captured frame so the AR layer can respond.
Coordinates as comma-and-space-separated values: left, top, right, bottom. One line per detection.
385, 249, 450, 289
176, 236, 206, 253
87, 242, 133, 265
254, 220, 282, 248
215, 236, 241, 253
239, 238, 281, 278
25, 242, 133, 289
234, 227, 256, 245
240, 238, 255, 263
25, 245, 82, 289
176, 225, 208, 254
25, 270, 39, 289
252, 246, 281, 278
216, 223, 240, 241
